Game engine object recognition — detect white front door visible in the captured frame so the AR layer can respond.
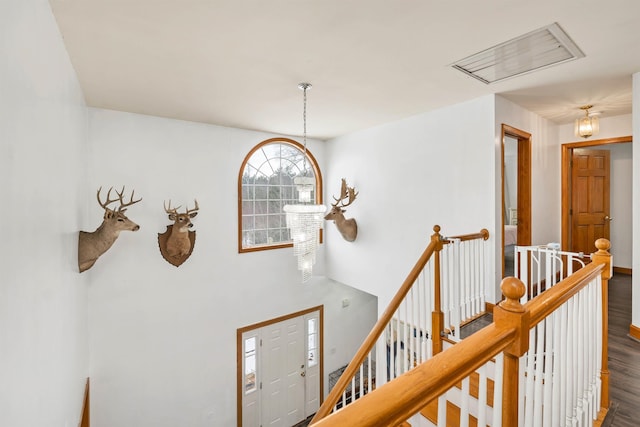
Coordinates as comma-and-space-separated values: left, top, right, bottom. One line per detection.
262, 316, 306, 426
241, 309, 321, 427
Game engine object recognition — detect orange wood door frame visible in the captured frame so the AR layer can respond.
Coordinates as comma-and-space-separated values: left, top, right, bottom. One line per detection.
501, 124, 532, 277
561, 136, 632, 252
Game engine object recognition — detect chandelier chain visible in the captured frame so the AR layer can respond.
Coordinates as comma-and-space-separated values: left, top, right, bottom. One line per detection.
299, 82, 311, 175
303, 84, 307, 171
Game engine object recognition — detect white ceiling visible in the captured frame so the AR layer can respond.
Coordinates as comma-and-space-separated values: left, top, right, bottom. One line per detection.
49, 0, 640, 140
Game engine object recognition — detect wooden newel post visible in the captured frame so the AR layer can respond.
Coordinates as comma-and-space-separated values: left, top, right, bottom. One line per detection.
591, 238, 612, 410
493, 277, 530, 427
431, 225, 447, 355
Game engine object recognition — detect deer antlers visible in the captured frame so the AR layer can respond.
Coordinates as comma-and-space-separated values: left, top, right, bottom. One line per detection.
164, 199, 199, 216
97, 186, 142, 212
331, 178, 358, 210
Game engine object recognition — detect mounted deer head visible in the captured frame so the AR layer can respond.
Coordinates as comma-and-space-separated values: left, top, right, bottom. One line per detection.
78, 187, 142, 272
324, 178, 358, 242
158, 199, 199, 266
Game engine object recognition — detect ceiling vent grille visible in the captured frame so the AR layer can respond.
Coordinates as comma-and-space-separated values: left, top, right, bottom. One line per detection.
452, 22, 584, 84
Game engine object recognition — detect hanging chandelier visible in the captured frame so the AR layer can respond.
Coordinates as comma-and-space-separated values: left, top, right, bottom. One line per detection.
574, 105, 599, 139
283, 83, 327, 282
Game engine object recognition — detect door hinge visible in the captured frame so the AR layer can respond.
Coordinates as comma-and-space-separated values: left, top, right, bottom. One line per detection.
570, 209, 573, 215
260, 382, 262, 390
260, 339, 262, 346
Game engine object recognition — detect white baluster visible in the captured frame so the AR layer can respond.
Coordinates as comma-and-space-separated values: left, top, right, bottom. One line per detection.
493, 353, 504, 427
460, 376, 470, 427
437, 395, 446, 427
477, 364, 487, 427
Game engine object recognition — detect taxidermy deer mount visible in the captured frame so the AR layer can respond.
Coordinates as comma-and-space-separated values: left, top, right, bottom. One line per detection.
78, 187, 142, 273
324, 178, 358, 242
158, 200, 199, 267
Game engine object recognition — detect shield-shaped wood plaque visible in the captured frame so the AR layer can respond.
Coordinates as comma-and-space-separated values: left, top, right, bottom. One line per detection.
158, 225, 196, 267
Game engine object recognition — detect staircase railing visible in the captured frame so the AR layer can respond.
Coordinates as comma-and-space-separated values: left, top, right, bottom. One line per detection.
311, 225, 489, 423
310, 239, 612, 426
514, 244, 589, 302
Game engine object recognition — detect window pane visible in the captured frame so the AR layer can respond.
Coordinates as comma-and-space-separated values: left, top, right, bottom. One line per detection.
267, 214, 281, 229
245, 337, 257, 393
242, 185, 254, 199
267, 229, 282, 244
254, 230, 268, 245
254, 201, 268, 215
240, 139, 321, 251
308, 334, 315, 349
243, 231, 255, 247
242, 200, 254, 213
255, 215, 268, 230
242, 215, 254, 229
255, 185, 268, 200
308, 349, 317, 367
268, 200, 282, 214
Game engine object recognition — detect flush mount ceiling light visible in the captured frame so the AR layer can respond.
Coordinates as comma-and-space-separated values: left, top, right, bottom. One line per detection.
452, 22, 585, 84
574, 105, 600, 139
283, 83, 327, 283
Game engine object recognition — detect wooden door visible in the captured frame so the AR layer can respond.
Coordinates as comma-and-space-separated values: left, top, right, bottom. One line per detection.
571, 149, 610, 255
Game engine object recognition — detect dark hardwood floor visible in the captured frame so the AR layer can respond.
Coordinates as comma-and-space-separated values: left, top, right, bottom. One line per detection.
602, 273, 640, 427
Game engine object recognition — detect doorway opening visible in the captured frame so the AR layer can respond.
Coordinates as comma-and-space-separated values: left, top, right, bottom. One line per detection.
501, 124, 532, 278
561, 136, 632, 262
237, 306, 323, 427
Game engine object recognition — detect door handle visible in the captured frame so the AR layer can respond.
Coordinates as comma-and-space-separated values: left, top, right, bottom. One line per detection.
604, 215, 613, 222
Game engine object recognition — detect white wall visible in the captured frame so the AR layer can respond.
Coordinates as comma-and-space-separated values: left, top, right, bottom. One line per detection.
495, 96, 560, 245
608, 143, 633, 269
494, 96, 559, 297
0, 0, 89, 426
85, 109, 377, 427
324, 96, 497, 307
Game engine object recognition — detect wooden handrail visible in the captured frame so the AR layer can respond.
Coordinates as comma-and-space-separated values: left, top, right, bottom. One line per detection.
312, 238, 611, 426
310, 226, 444, 423
311, 324, 517, 427
311, 225, 490, 424
79, 377, 89, 427
446, 228, 490, 242
526, 261, 604, 327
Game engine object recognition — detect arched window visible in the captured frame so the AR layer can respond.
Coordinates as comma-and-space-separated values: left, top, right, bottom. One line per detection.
238, 138, 323, 252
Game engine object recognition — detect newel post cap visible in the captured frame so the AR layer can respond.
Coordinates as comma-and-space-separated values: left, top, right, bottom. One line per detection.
495, 277, 530, 356
499, 277, 526, 313
592, 238, 612, 280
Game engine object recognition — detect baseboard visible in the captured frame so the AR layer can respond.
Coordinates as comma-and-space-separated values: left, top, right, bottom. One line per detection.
613, 266, 632, 275
629, 324, 640, 341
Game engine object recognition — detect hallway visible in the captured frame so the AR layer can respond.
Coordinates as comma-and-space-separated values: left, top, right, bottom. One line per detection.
603, 273, 640, 426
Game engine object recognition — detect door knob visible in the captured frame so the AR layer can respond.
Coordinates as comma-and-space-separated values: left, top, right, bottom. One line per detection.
604, 215, 613, 222
300, 371, 306, 377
